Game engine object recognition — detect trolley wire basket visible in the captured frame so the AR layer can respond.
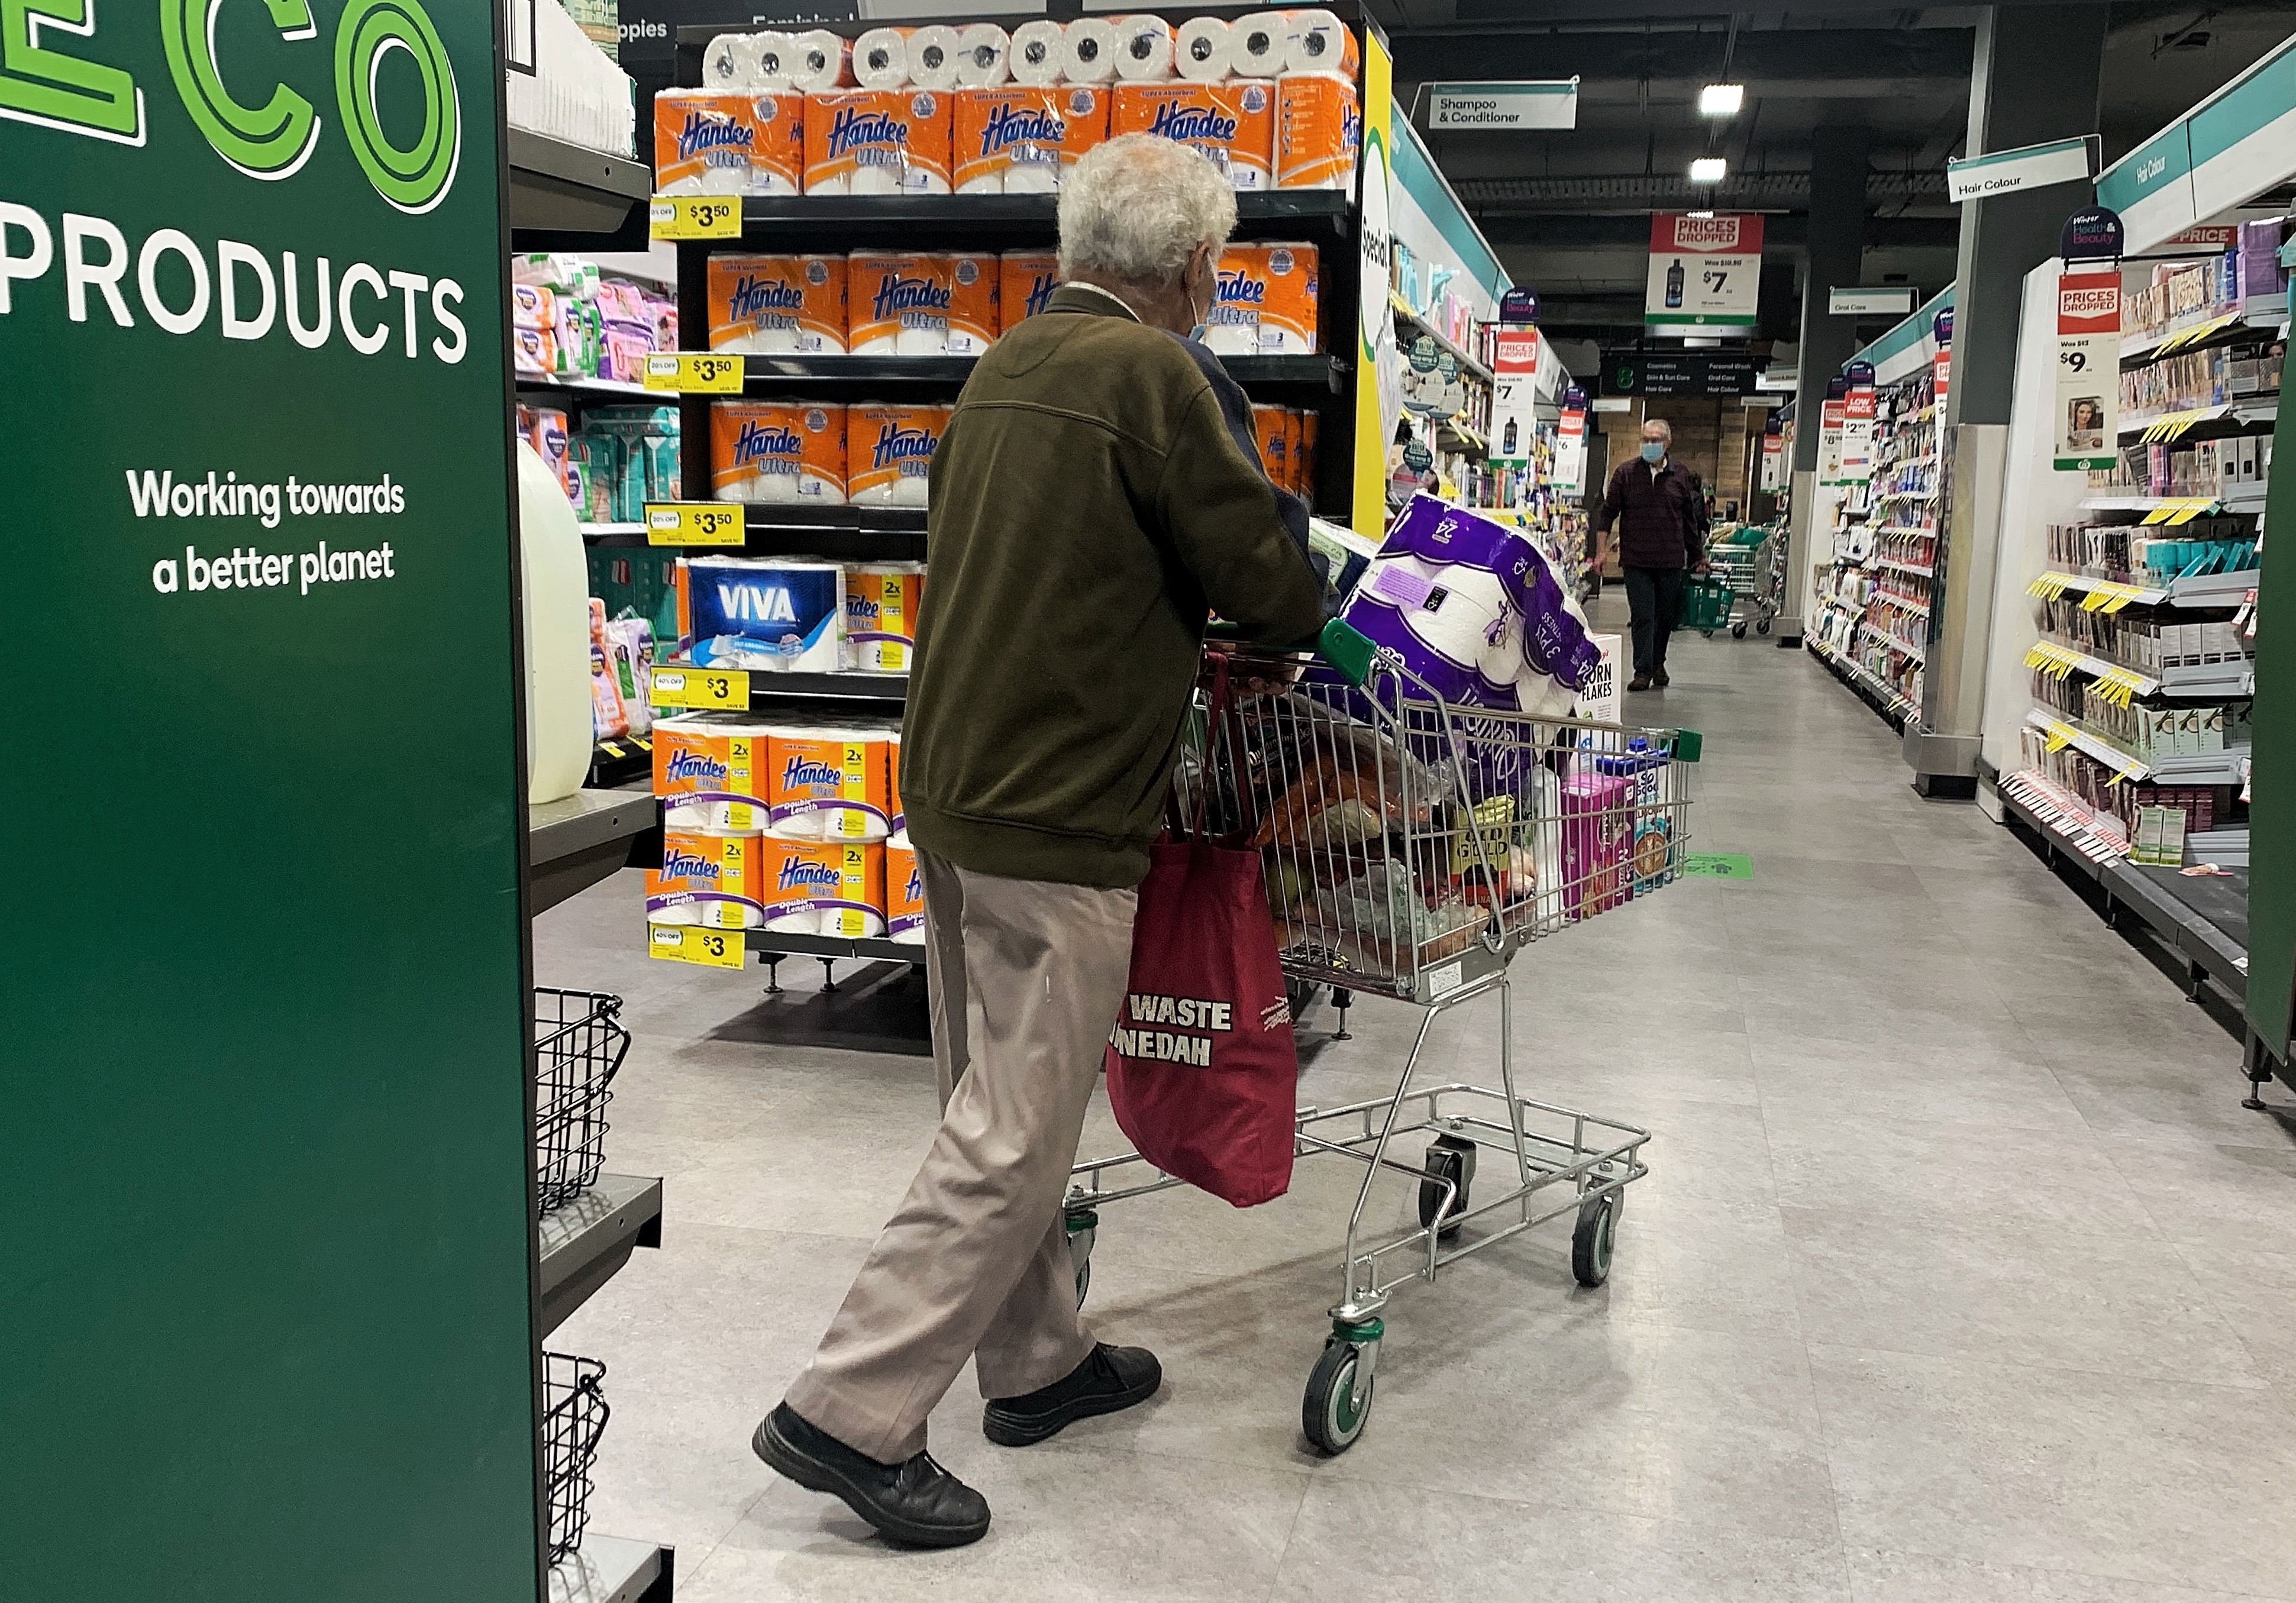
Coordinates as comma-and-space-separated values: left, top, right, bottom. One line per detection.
540, 1350, 611, 1563
1675, 571, 1738, 634
1070, 636, 1699, 1453
535, 988, 629, 1215
1703, 524, 1784, 638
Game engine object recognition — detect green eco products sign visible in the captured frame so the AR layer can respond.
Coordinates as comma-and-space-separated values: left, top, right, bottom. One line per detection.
1, 6, 537, 1601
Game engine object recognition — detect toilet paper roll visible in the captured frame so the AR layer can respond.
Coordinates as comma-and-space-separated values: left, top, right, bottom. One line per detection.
906, 24, 963, 91
802, 171, 850, 197
1010, 19, 1065, 86
1229, 10, 1290, 78
702, 33, 757, 89
957, 170, 1005, 196
1173, 17, 1232, 83
753, 30, 797, 89
955, 23, 1011, 88
850, 164, 903, 196
1061, 17, 1120, 85
1002, 161, 1060, 194
1113, 15, 1176, 81
1284, 10, 1357, 77
790, 29, 852, 93
853, 27, 910, 90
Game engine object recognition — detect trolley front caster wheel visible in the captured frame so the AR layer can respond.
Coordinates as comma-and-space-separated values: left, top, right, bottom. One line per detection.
1757, 617, 1773, 636
1571, 1191, 1619, 1287
1416, 1133, 1478, 1242
1303, 1321, 1381, 1455
1732, 621, 1748, 639
1065, 1207, 1098, 1308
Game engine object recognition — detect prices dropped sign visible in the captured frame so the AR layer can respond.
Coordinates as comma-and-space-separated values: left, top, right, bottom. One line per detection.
1646, 214, 1764, 328
2055, 272, 2120, 471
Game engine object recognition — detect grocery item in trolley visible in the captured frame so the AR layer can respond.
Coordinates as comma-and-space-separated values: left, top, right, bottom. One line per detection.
884, 837, 925, 943
760, 839, 886, 936
653, 89, 803, 196
1559, 769, 1633, 919
710, 400, 846, 505
953, 85, 1107, 193
1276, 72, 1360, 192
677, 556, 847, 672
653, 713, 775, 830
706, 255, 847, 354
848, 403, 948, 508
1205, 243, 1317, 355
945, 252, 1000, 355
1110, 80, 1276, 190
803, 88, 953, 195
1000, 251, 1060, 322
845, 563, 927, 673
647, 826, 767, 928
848, 251, 952, 355
766, 725, 893, 840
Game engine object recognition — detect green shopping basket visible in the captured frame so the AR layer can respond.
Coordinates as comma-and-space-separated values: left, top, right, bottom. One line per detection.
1676, 574, 1736, 632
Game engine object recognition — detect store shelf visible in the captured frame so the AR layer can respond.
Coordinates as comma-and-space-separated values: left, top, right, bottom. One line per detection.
2153, 745, 2252, 783
2118, 402, 2230, 439
539, 1174, 664, 1337
1390, 294, 1494, 384
1871, 593, 1931, 618
586, 504, 928, 559
2024, 709, 2152, 780
737, 671, 908, 704
520, 371, 657, 400
2171, 568, 2262, 608
2160, 660, 2256, 698
747, 928, 926, 964
548, 1534, 673, 1603
529, 790, 661, 916
1807, 637, 1914, 731
1998, 769, 2132, 862
2079, 488, 2269, 513
713, 189, 1351, 244
1873, 556, 1935, 579
2119, 299, 2287, 362
509, 129, 651, 235
2031, 570, 2169, 605
581, 522, 648, 538
2032, 642, 2162, 696
732, 352, 1341, 392
1878, 633, 1926, 663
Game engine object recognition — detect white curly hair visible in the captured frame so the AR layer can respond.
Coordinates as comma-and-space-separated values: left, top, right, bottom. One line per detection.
1056, 132, 1238, 287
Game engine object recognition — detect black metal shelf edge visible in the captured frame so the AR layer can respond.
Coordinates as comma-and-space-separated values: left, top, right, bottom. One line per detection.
746, 929, 926, 963
715, 190, 1349, 236
728, 353, 1340, 389
742, 671, 909, 703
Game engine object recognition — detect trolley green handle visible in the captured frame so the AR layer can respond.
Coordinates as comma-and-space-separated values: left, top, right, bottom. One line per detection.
1203, 618, 1376, 688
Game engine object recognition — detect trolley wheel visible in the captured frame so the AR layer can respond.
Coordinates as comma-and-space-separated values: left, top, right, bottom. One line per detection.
1065, 1208, 1097, 1309
1302, 1338, 1374, 1455
1571, 1192, 1619, 1287
1416, 1133, 1477, 1241
1757, 618, 1772, 636
1732, 621, 1748, 639
1701, 628, 1716, 639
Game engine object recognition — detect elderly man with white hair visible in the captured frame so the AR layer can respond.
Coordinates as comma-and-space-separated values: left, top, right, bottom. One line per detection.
753, 133, 1330, 1547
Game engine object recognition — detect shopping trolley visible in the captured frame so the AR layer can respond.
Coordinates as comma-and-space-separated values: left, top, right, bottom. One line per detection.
1703, 523, 1784, 638
1065, 625, 1700, 1453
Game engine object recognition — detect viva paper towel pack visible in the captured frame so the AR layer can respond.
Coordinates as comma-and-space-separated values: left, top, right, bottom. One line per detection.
677, 556, 848, 672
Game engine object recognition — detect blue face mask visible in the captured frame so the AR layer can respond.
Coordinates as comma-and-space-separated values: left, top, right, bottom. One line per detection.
1641, 441, 1665, 463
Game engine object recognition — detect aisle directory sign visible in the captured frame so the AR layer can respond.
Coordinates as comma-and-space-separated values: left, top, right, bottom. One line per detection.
1645, 214, 1764, 328
1, 6, 539, 1599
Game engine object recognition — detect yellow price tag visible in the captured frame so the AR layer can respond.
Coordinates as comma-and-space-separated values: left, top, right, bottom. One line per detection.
648, 922, 745, 968
645, 501, 745, 545
651, 665, 751, 710
2165, 498, 2211, 526
644, 351, 745, 393
648, 194, 742, 239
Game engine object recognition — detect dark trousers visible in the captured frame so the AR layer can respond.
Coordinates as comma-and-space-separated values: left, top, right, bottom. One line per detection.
1623, 564, 1684, 679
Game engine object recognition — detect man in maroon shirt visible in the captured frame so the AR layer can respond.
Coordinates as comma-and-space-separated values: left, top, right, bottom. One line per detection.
1594, 418, 1711, 691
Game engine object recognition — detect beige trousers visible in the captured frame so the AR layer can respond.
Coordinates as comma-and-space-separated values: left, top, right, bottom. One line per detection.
782, 848, 1139, 1462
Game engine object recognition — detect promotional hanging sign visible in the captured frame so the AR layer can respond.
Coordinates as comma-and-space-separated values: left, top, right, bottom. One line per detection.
1817, 379, 1848, 486
1839, 384, 1877, 484
1759, 419, 1786, 492
1426, 80, 1579, 131
1946, 135, 2098, 203
1933, 350, 1952, 406
1551, 406, 1587, 495
2060, 205, 2125, 263
1487, 327, 1541, 466
2054, 270, 2122, 470
1645, 214, 1764, 328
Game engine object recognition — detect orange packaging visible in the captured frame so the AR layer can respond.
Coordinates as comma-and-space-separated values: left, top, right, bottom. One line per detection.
711, 400, 847, 505
845, 564, 927, 673
848, 251, 954, 355
758, 839, 884, 936
767, 727, 893, 841
848, 403, 949, 508
647, 827, 768, 929
1252, 404, 1292, 489
706, 254, 847, 355
887, 732, 903, 833
803, 88, 952, 195
952, 86, 1109, 193
884, 838, 925, 943
1209, 242, 1319, 354
653, 714, 770, 829
654, 89, 803, 196
1000, 251, 1060, 324
946, 251, 1000, 355
1297, 410, 1319, 503
1109, 80, 1275, 190
1277, 73, 1360, 191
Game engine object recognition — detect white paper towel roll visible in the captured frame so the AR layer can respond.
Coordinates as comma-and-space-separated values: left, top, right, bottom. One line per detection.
702, 33, 754, 89
1061, 17, 1120, 84
1229, 10, 1290, 78
1173, 17, 1232, 83
790, 30, 852, 93
854, 27, 910, 90
906, 24, 962, 90
1009, 19, 1065, 86
753, 30, 797, 89
1285, 10, 1354, 75
955, 23, 1011, 88
1113, 15, 1176, 80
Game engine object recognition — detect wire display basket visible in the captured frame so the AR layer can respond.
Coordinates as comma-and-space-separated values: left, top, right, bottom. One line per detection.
535, 988, 629, 1215
541, 1350, 611, 1563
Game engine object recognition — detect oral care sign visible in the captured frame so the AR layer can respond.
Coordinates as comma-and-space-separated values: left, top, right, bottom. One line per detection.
2055, 271, 2121, 471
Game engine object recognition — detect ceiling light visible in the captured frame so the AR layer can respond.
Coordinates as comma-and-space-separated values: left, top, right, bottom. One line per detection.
1689, 157, 1727, 183
1698, 83, 1744, 116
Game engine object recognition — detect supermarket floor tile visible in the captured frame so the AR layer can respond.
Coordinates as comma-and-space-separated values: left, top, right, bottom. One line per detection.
533, 616, 2296, 1600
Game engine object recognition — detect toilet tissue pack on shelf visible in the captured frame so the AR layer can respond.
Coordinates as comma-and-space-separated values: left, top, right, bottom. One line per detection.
711, 400, 846, 505
954, 86, 1107, 193
1111, 80, 1275, 190
1251, 405, 1305, 495
1277, 73, 1359, 192
653, 89, 804, 196
760, 839, 885, 936
852, 27, 912, 90
908, 25, 965, 91
767, 724, 894, 841
1285, 10, 1359, 76
1060, 16, 1122, 85
955, 24, 1012, 88
678, 557, 848, 671
654, 713, 774, 830
648, 826, 768, 928
707, 255, 847, 355
1112, 14, 1176, 80
791, 30, 854, 93
1172, 17, 1232, 82
884, 837, 925, 942
1001, 251, 1060, 322
887, 731, 905, 833
1206, 242, 1317, 354
1008, 18, 1066, 86
848, 404, 949, 508
845, 563, 927, 673
946, 253, 1000, 355
1226, 11, 1292, 77
803, 89, 952, 195
849, 251, 953, 355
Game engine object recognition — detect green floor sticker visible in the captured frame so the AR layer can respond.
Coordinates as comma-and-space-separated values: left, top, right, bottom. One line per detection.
1683, 852, 1753, 880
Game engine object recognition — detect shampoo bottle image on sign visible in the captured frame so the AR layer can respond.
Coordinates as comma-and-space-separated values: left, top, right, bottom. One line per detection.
518, 439, 593, 803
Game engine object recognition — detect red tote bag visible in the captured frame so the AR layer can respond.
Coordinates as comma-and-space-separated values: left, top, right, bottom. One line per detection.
1103, 658, 1299, 1208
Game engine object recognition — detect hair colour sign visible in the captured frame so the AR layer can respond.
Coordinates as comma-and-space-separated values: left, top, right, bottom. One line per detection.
1, 5, 538, 1598
2055, 271, 2121, 471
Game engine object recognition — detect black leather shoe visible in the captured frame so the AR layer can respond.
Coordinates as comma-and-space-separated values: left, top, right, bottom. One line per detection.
983, 1343, 1162, 1446
752, 1403, 990, 1547
1655, 667, 1671, 687
1627, 675, 1653, 692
